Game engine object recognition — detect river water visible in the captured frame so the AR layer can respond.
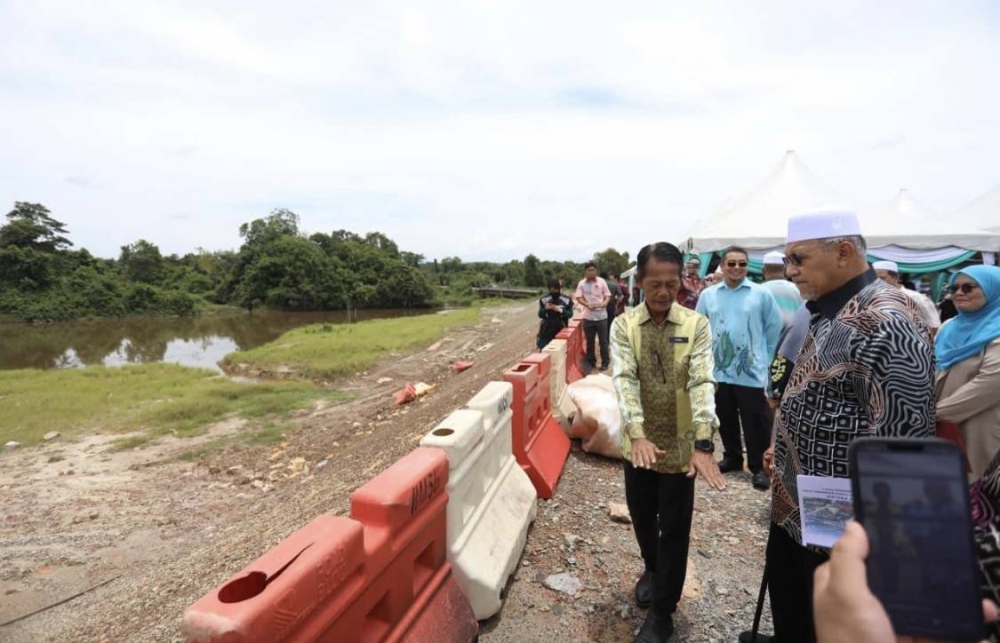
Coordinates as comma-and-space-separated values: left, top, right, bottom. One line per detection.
0, 309, 430, 373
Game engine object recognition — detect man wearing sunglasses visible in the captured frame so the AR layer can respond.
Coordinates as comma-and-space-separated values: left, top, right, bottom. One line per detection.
744, 209, 935, 643
872, 260, 941, 338
696, 247, 783, 491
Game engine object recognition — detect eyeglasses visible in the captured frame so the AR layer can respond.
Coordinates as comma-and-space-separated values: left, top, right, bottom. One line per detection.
783, 252, 807, 268
726, 261, 748, 268
949, 283, 980, 295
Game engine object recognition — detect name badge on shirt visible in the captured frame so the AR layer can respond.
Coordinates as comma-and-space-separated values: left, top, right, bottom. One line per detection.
668, 337, 689, 344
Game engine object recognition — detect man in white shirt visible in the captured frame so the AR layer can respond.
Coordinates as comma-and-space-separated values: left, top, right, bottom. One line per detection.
872, 260, 941, 338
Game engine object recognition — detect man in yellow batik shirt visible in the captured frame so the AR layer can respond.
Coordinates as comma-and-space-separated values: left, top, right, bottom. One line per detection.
611, 242, 727, 643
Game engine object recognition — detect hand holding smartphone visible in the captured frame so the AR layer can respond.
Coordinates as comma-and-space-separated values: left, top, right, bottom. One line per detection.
849, 438, 984, 641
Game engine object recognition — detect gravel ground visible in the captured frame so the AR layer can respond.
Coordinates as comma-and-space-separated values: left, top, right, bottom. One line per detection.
1, 303, 777, 642
481, 445, 774, 643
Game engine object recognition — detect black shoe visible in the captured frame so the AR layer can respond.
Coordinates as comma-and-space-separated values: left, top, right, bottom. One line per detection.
635, 612, 674, 642
752, 470, 771, 490
718, 458, 744, 474
738, 631, 774, 643
634, 569, 654, 608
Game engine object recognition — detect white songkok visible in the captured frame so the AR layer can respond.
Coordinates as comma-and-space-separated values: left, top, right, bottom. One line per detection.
872, 260, 899, 272
714, 266, 723, 274
786, 207, 862, 243
763, 251, 785, 266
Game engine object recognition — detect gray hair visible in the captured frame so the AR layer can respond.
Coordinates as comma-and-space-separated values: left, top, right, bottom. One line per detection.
824, 235, 867, 254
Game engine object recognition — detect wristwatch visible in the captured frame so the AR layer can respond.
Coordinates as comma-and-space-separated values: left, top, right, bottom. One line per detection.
694, 440, 715, 453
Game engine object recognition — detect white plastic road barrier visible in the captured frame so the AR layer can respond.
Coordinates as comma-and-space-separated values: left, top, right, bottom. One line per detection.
420, 382, 537, 620
542, 339, 573, 432
542, 339, 568, 405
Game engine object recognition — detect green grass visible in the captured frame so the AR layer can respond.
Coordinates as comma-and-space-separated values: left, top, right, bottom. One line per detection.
0, 363, 346, 447
248, 421, 293, 445
479, 296, 537, 307
221, 306, 484, 380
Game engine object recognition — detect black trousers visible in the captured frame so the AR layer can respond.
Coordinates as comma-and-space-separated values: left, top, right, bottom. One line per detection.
623, 462, 695, 616
715, 382, 771, 473
583, 318, 610, 368
765, 522, 829, 643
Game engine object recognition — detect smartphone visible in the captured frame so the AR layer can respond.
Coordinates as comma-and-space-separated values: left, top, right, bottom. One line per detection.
849, 437, 983, 641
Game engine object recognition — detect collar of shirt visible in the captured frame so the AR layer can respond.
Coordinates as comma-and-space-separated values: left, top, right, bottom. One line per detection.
806, 268, 878, 319
722, 277, 751, 291
636, 302, 685, 327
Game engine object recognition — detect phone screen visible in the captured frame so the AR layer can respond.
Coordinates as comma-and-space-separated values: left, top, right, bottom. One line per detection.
852, 440, 983, 640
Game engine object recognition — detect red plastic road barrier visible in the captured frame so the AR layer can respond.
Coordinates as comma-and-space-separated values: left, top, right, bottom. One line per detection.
556, 324, 586, 384
503, 357, 570, 499
182, 447, 478, 643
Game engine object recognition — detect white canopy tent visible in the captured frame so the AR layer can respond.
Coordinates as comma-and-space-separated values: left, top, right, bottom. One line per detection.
952, 185, 1000, 234
858, 189, 1000, 265
683, 150, 840, 254
683, 152, 1000, 265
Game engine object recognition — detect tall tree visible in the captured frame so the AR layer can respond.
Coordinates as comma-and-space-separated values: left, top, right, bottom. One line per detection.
440, 256, 463, 273
238, 208, 300, 248
0, 202, 72, 252
400, 251, 424, 268
364, 231, 399, 257
592, 248, 631, 275
119, 239, 165, 285
523, 254, 544, 287
0, 202, 73, 290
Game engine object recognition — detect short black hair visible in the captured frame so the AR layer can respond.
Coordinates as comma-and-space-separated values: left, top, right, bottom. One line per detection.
722, 246, 749, 261
636, 242, 684, 278
584, 261, 597, 270
547, 278, 561, 289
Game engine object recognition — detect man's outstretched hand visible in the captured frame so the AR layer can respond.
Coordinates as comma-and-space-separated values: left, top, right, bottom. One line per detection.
688, 450, 726, 491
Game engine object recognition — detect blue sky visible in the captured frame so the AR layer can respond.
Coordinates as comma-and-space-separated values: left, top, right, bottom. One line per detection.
1, 0, 998, 262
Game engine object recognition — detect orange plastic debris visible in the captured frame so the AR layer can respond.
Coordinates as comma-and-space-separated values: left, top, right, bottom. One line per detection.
393, 381, 417, 405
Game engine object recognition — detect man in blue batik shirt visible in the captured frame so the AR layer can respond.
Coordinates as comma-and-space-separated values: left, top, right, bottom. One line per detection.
697, 246, 782, 490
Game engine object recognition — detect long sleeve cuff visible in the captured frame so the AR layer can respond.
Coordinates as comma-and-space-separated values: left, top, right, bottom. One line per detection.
625, 422, 646, 440
693, 422, 714, 441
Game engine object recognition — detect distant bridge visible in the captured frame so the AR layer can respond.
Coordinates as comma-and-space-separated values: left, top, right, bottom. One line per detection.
471, 287, 541, 299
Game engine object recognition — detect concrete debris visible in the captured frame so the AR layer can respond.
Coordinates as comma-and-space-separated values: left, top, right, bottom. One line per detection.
542, 573, 582, 596
608, 502, 632, 524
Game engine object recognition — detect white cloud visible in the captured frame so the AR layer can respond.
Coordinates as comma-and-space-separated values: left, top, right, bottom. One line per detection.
0, 0, 997, 262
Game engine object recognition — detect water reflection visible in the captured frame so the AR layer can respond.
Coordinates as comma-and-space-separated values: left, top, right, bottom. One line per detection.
0, 309, 429, 372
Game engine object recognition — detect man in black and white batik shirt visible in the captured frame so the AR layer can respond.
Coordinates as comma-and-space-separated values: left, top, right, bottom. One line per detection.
741, 208, 935, 643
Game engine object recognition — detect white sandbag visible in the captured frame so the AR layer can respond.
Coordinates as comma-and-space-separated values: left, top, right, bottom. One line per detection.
566, 374, 623, 459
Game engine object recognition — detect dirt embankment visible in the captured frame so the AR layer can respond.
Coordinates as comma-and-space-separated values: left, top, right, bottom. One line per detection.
2, 302, 776, 643
0, 304, 539, 642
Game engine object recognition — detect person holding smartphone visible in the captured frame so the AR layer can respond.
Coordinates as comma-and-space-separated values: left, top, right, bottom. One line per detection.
813, 521, 999, 643
742, 209, 936, 643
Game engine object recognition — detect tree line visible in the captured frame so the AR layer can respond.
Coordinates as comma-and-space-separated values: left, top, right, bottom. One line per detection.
0, 202, 633, 322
